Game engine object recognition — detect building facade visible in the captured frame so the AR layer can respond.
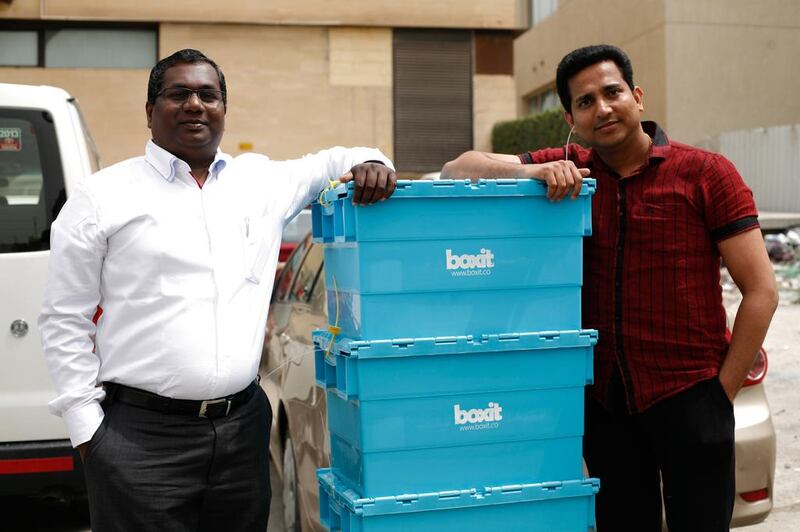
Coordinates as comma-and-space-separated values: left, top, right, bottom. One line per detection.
1, 0, 527, 171
515, 0, 800, 146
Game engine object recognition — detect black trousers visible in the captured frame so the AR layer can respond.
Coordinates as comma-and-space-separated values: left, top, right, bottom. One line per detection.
83, 386, 272, 532
584, 376, 735, 532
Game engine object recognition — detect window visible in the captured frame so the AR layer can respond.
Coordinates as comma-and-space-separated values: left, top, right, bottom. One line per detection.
309, 269, 327, 314
0, 31, 38, 66
45, 29, 156, 68
531, 0, 559, 25
289, 244, 323, 303
0, 109, 66, 253
0, 24, 156, 69
273, 234, 312, 302
526, 87, 560, 115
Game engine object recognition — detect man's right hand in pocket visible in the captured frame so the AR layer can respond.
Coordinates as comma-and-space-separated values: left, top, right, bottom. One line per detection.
77, 442, 89, 462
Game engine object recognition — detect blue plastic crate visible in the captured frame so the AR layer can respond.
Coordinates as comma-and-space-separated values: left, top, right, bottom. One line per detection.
313, 329, 596, 496
312, 179, 595, 340
318, 469, 599, 532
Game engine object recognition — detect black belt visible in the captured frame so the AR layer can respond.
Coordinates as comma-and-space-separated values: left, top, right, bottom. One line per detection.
103, 380, 258, 419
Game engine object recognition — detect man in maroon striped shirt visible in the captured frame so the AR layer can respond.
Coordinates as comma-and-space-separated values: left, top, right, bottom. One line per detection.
442, 44, 778, 531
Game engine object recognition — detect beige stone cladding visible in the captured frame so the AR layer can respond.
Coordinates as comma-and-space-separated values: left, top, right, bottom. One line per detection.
473, 74, 517, 153
329, 28, 392, 88
3, 0, 526, 29
663, 0, 800, 143
514, 0, 800, 145
160, 23, 394, 161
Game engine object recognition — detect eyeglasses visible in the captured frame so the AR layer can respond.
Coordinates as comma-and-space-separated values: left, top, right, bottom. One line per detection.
157, 87, 225, 105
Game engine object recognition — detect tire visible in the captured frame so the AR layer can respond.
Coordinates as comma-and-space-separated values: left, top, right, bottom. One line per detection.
282, 437, 301, 532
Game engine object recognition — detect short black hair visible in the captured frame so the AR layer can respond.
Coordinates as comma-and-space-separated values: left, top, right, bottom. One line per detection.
556, 44, 634, 112
147, 49, 227, 106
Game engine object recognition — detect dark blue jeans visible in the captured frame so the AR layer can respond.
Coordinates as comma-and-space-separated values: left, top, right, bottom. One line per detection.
83, 386, 272, 532
584, 376, 735, 532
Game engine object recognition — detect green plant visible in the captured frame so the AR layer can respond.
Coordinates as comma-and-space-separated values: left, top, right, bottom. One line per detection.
491, 108, 585, 154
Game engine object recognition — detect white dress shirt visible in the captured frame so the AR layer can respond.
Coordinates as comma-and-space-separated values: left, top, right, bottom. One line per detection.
39, 140, 392, 447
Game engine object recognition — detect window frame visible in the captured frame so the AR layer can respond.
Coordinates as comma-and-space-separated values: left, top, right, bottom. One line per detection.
0, 20, 158, 69
525, 85, 560, 116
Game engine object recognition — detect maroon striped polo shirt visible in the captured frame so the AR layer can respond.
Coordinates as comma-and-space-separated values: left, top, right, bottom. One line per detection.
520, 122, 759, 413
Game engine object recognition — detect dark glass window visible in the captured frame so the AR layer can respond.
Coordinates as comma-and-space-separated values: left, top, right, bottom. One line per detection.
273, 234, 312, 302
289, 244, 323, 303
0, 109, 65, 253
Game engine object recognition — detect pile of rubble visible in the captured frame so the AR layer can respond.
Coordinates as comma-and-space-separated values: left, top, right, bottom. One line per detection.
765, 227, 800, 264
766, 227, 800, 305
723, 227, 800, 306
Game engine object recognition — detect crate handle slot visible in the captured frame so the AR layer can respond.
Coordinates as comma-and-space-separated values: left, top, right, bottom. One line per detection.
392, 339, 415, 348
541, 481, 563, 491
395, 494, 418, 504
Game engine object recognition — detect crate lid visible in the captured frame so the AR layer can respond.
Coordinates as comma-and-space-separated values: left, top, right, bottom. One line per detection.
318, 178, 596, 204
313, 329, 597, 359
318, 469, 599, 517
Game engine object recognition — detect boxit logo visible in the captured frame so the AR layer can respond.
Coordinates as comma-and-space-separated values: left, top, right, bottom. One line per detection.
445, 248, 495, 277
454, 402, 503, 431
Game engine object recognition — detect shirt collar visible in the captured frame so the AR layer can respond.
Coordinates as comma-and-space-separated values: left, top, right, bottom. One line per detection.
643, 121, 670, 161
589, 120, 670, 174
145, 139, 230, 182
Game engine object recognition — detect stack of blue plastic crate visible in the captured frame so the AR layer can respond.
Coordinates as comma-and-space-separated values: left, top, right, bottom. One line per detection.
311, 179, 599, 531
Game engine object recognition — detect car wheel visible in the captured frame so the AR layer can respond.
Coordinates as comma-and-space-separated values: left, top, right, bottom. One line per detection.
282, 437, 301, 532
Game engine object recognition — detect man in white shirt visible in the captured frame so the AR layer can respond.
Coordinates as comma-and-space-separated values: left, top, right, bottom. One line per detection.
39, 48, 396, 531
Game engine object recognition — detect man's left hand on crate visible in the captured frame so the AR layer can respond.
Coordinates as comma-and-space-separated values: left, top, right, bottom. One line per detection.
340, 161, 397, 205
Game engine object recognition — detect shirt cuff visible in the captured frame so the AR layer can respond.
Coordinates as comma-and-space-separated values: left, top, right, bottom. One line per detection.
711, 216, 760, 242
63, 400, 105, 448
358, 149, 395, 171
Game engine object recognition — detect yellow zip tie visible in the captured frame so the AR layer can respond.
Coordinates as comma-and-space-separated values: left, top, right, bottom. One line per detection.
326, 275, 341, 359
318, 179, 342, 207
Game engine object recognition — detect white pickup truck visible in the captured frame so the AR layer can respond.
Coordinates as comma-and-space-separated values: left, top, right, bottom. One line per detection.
0, 83, 99, 498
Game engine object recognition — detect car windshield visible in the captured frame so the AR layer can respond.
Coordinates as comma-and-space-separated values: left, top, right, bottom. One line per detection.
282, 208, 311, 243
0, 109, 65, 253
